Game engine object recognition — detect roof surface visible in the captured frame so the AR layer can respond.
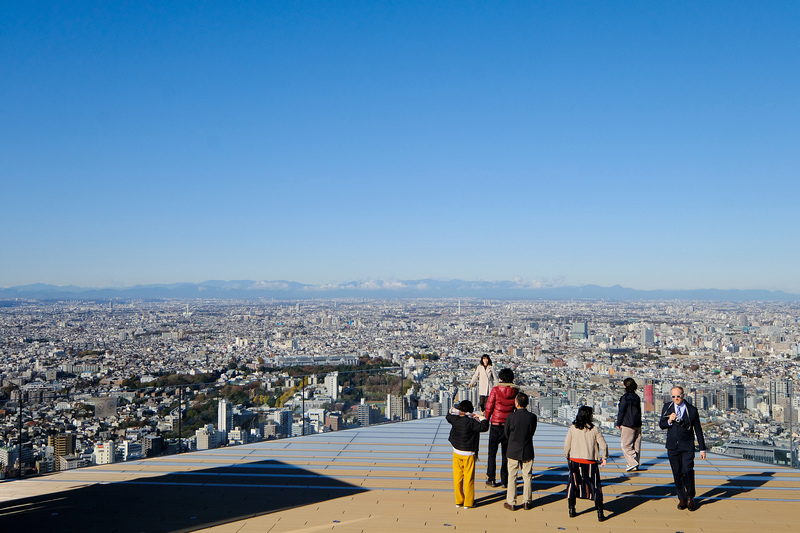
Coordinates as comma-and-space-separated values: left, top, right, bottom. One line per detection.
1, 418, 798, 532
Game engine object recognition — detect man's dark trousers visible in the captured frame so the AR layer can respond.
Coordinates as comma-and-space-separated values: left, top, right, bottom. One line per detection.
667, 448, 696, 500
487, 424, 508, 486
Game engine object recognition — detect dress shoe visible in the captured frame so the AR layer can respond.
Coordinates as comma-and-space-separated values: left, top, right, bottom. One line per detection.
485, 480, 497, 488
687, 498, 695, 511
504, 503, 516, 511
677, 499, 687, 510
523, 502, 534, 510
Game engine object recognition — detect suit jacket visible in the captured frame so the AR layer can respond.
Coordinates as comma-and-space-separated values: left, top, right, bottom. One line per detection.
504, 408, 538, 462
659, 400, 706, 452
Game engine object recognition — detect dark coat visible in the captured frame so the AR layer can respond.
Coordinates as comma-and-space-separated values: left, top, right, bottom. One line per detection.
504, 408, 538, 462
659, 400, 706, 452
616, 392, 642, 428
447, 413, 490, 454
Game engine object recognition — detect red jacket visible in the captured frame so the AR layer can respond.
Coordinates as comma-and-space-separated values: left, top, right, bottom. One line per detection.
485, 383, 518, 425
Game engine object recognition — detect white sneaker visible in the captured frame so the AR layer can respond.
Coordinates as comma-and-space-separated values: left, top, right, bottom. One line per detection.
625, 465, 637, 472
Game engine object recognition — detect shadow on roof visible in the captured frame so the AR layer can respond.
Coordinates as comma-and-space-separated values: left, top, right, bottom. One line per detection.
0, 459, 367, 532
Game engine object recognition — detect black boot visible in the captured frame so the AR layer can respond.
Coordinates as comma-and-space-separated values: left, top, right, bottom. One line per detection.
596, 501, 605, 522
568, 497, 577, 518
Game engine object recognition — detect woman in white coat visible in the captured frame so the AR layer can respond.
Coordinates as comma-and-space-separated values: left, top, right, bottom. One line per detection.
469, 354, 498, 411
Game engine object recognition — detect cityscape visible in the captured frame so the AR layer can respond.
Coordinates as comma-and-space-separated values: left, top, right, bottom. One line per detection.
1, 296, 798, 478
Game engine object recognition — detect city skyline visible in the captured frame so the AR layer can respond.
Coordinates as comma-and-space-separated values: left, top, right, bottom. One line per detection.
3, 3, 799, 291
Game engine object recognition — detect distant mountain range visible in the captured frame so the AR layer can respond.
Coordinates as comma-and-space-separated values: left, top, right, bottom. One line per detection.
1, 280, 799, 302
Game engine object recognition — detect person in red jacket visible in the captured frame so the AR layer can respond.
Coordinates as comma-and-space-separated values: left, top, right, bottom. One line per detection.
484, 368, 519, 488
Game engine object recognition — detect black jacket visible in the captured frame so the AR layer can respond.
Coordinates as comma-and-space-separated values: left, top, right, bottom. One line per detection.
659, 400, 706, 452
504, 408, 538, 462
616, 392, 642, 428
447, 413, 490, 454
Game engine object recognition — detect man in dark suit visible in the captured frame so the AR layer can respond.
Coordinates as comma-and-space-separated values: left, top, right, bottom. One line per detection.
503, 392, 538, 510
659, 386, 706, 511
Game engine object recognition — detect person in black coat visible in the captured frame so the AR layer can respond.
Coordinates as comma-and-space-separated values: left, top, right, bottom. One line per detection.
447, 400, 490, 508
659, 386, 707, 511
616, 377, 642, 471
503, 392, 538, 510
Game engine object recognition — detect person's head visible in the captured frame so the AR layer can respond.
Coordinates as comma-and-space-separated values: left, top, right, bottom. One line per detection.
623, 377, 638, 393
671, 386, 685, 405
481, 354, 493, 367
573, 405, 594, 430
458, 400, 474, 413
515, 392, 529, 409
498, 368, 514, 383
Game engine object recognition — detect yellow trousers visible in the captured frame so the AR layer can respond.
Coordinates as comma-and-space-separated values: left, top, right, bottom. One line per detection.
452, 453, 476, 507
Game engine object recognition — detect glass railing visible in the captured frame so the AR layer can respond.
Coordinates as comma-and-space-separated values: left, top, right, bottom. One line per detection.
0, 366, 404, 480
493, 371, 799, 470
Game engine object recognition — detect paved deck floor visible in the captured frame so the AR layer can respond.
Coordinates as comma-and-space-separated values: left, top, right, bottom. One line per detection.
1, 418, 798, 532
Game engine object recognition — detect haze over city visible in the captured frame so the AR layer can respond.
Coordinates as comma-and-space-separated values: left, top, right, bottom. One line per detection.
2, 2, 799, 291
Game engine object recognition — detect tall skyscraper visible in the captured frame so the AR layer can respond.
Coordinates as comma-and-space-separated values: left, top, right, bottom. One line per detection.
386, 394, 403, 421
325, 372, 339, 401
440, 390, 453, 414
218, 399, 232, 434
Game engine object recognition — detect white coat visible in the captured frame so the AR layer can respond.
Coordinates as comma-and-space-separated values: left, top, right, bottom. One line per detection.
469, 364, 498, 396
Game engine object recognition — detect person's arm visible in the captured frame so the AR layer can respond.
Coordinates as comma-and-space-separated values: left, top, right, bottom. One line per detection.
692, 406, 707, 457
490, 366, 498, 386
468, 366, 480, 388
658, 403, 672, 430
616, 395, 628, 427
597, 429, 609, 460
563, 427, 572, 459
485, 389, 496, 421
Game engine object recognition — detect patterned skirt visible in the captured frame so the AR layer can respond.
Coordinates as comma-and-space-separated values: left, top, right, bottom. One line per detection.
567, 459, 602, 501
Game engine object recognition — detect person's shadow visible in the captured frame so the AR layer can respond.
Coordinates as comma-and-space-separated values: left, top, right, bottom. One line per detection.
694, 472, 775, 510
602, 468, 776, 518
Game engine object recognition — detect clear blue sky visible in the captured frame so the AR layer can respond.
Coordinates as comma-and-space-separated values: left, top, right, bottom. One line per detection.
2, 2, 799, 291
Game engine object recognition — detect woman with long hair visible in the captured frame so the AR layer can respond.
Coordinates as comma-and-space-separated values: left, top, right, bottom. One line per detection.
469, 354, 498, 411
564, 406, 608, 521
616, 377, 642, 472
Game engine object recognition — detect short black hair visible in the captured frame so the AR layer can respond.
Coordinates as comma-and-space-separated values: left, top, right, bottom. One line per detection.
498, 368, 514, 383
623, 377, 638, 393
458, 400, 474, 413
515, 392, 529, 409
573, 405, 594, 430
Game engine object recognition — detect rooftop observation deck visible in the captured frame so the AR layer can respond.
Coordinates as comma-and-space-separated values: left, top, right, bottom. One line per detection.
1, 418, 798, 532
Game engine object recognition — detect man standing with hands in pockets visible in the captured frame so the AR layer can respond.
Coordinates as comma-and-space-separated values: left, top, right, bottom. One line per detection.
659, 386, 706, 511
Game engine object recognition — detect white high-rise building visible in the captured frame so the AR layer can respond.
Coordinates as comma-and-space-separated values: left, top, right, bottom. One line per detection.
325, 372, 339, 401
218, 399, 232, 434
440, 390, 453, 414
386, 394, 403, 421
94, 441, 116, 465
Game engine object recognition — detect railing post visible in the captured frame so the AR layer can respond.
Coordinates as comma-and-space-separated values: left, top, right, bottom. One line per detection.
178, 386, 183, 453
18, 387, 23, 479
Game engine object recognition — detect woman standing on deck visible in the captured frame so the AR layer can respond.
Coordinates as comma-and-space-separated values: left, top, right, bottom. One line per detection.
564, 406, 608, 522
616, 377, 642, 472
469, 354, 498, 412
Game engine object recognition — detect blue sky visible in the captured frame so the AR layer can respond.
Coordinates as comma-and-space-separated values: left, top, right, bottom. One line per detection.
2, 2, 799, 291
